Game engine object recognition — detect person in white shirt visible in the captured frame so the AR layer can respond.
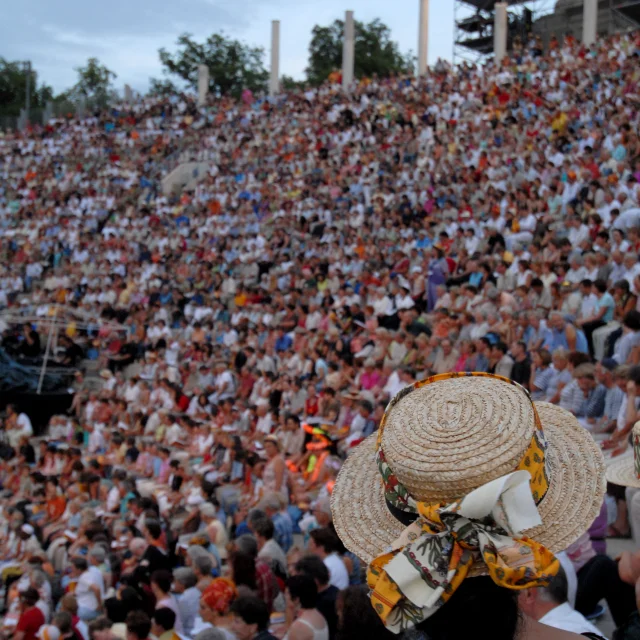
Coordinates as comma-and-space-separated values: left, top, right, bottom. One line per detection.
308, 528, 349, 590
255, 404, 274, 435
72, 556, 102, 621
518, 568, 606, 638
6, 404, 33, 448
208, 362, 236, 403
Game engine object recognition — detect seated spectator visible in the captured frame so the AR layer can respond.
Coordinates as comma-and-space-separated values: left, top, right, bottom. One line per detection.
172, 568, 200, 637
248, 512, 287, 580
294, 555, 338, 640
15, 587, 45, 640
335, 586, 395, 640
151, 608, 179, 640
284, 574, 329, 640
198, 578, 237, 639
124, 611, 151, 640
230, 594, 278, 640
307, 529, 348, 591
518, 567, 606, 637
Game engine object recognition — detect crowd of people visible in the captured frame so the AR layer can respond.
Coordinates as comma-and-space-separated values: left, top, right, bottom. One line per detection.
1, 25, 640, 640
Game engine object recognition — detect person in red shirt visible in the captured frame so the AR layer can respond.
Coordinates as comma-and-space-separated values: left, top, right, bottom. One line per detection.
15, 587, 45, 640
304, 386, 319, 417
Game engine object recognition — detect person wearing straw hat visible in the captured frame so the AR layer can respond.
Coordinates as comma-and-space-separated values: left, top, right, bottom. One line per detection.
607, 422, 640, 545
331, 372, 606, 639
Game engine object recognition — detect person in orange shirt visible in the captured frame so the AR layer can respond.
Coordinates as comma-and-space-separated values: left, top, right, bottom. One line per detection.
45, 482, 66, 522
234, 289, 248, 308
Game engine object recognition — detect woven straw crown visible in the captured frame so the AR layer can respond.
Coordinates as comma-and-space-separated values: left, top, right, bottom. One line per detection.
381, 377, 535, 502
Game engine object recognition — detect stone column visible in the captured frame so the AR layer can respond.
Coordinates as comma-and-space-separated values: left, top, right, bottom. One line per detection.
76, 96, 86, 119
270, 20, 280, 97
197, 64, 209, 107
417, 0, 429, 76
494, 2, 508, 64
43, 101, 53, 124
583, 0, 597, 46
342, 10, 355, 91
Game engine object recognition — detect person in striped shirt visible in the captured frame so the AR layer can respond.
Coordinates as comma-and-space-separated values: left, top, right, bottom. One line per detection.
529, 349, 554, 401
585, 362, 626, 435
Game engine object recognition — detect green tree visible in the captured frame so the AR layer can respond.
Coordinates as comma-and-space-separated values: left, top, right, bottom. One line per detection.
158, 32, 268, 97
306, 18, 414, 86
281, 75, 306, 91
148, 77, 178, 97
73, 57, 117, 107
0, 59, 54, 118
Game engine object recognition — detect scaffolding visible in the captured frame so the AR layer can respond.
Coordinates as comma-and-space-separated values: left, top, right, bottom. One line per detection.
453, 0, 555, 64
0, 305, 126, 394
611, 0, 640, 30
530, 0, 640, 49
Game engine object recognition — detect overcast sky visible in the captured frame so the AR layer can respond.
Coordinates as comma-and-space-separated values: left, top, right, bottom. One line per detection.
1, 0, 456, 94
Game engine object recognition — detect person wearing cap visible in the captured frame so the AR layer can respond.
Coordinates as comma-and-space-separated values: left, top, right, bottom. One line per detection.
330, 372, 605, 638
14, 524, 43, 561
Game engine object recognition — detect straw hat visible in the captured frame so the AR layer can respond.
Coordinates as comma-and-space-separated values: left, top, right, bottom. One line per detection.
331, 374, 605, 568
606, 422, 640, 488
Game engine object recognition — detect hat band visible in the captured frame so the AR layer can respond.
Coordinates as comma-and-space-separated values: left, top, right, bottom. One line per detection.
368, 471, 559, 634
385, 499, 419, 527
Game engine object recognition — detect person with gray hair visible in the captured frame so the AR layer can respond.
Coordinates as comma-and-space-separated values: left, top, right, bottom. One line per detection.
88, 545, 110, 591
29, 568, 51, 621
234, 533, 258, 559
129, 537, 147, 559
194, 629, 226, 640
173, 567, 200, 636
187, 546, 215, 592
518, 568, 604, 637
248, 513, 287, 579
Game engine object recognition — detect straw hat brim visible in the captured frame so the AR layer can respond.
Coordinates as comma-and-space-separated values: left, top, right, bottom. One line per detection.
607, 452, 640, 489
331, 401, 606, 570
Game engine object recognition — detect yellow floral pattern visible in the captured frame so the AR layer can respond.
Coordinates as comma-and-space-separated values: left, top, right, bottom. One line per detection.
368, 372, 558, 634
